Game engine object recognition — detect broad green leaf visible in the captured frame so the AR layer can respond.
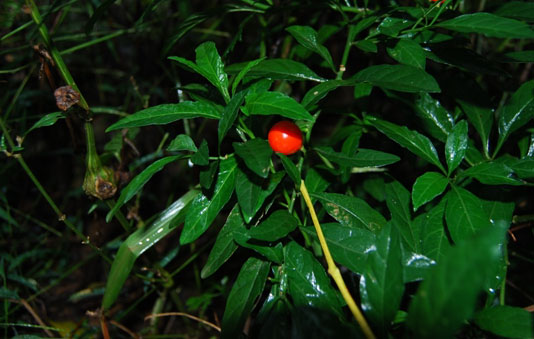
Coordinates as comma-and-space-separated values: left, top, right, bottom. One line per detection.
427, 47, 505, 76
226, 58, 326, 82
233, 139, 273, 178
458, 100, 493, 156
387, 39, 426, 69
354, 82, 373, 99
106, 102, 220, 132
509, 158, 534, 178
412, 172, 449, 211
201, 205, 242, 278
106, 156, 182, 222
231, 57, 266, 95
315, 147, 400, 168
181, 157, 237, 244
277, 153, 300, 186
284, 242, 344, 317
353, 64, 440, 93
496, 80, 534, 154
360, 224, 404, 335
415, 198, 450, 262
235, 169, 284, 223
102, 189, 199, 310
233, 227, 284, 264
167, 134, 197, 152
218, 90, 246, 146
377, 17, 413, 37
286, 25, 335, 70
368, 117, 445, 173
402, 249, 435, 283
220, 257, 270, 339
24, 112, 65, 137
437, 13, 534, 39
248, 210, 298, 242
312, 192, 386, 233
244, 91, 314, 121
190, 139, 209, 165
386, 181, 417, 252
503, 50, 534, 63
415, 93, 454, 142
199, 161, 218, 189
406, 225, 507, 338
445, 120, 468, 175
460, 162, 523, 185
482, 199, 515, 227
474, 305, 534, 338
495, 1, 534, 21
301, 223, 375, 274
354, 40, 377, 53
445, 186, 491, 243
301, 80, 355, 108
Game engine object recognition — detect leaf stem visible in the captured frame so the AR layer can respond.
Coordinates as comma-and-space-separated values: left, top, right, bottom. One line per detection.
299, 180, 376, 339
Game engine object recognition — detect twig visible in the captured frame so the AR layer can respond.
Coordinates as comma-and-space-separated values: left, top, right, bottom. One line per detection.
9, 299, 54, 337
109, 319, 140, 338
144, 312, 221, 332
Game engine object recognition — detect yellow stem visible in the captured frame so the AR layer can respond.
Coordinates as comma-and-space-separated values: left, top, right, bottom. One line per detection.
300, 180, 376, 339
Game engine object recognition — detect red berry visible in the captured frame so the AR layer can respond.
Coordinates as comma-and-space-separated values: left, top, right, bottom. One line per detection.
268, 121, 303, 155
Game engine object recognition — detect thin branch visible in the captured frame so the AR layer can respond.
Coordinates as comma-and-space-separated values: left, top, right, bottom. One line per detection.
144, 312, 221, 332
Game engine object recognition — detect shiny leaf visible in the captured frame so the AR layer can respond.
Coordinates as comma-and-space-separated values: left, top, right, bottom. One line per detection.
415, 199, 450, 262
233, 139, 273, 178
226, 58, 326, 82
106, 156, 182, 222
231, 57, 266, 95
445, 186, 491, 243
221, 257, 270, 339
181, 157, 237, 244
315, 147, 400, 168
218, 90, 246, 146
244, 91, 314, 121
248, 210, 298, 242
412, 172, 449, 211
460, 162, 523, 185
286, 25, 335, 70
312, 192, 386, 233
233, 227, 284, 264
458, 100, 493, 156
24, 112, 65, 137
301, 80, 355, 108
445, 120, 468, 175
386, 181, 417, 252
509, 157, 534, 178
437, 13, 534, 38
415, 93, 454, 142
387, 39, 426, 69
353, 64, 440, 93
235, 169, 283, 223
190, 139, 209, 165
106, 102, 220, 132
474, 305, 534, 338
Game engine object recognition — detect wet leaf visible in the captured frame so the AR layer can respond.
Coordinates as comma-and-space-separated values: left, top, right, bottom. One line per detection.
457, 100, 493, 156
233, 139, 273, 178
386, 181, 417, 252
248, 210, 298, 242
244, 91, 314, 121
460, 161, 523, 185
414, 199, 450, 262
387, 39, 426, 69
445, 120, 468, 175
415, 93, 454, 142
286, 25, 335, 70
218, 90, 246, 146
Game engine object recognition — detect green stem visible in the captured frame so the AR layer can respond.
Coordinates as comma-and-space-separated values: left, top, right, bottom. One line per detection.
499, 244, 508, 306
336, 24, 355, 80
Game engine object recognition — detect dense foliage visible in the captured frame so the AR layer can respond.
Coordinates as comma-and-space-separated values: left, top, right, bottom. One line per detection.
1, 0, 534, 338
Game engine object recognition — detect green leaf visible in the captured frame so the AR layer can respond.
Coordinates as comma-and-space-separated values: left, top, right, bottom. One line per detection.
368, 117, 445, 173
495, 1, 534, 22
315, 147, 400, 168
102, 189, 199, 310
360, 224, 404, 335
406, 225, 507, 338
301, 80, 355, 108
353, 64, 440, 93
460, 162, 523, 186
312, 192, 386, 233
509, 158, 534, 178
235, 169, 284, 223
248, 210, 298, 242
474, 305, 534, 338
301, 223, 375, 274
24, 112, 65, 137
106, 156, 181, 222
167, 134, 197, 152
445, 120, 468, 175
181, 157, 237, 244
218, 90, 246, 146
445, 186, 491, 243
377, 17, 413, 37
233, 228, 284, 264
106, 102, 220, 132
458, 100, 493, 156
201, 205, 242, 278
226, 58, 326, 82
412, 172, 449, 211
220, 257, 270, 339
354, 40, 377, 53
277, 153, 301, 186
437, 13, 534, 39
233, 139, 273, 178
244, 91, 314, 121
415, 93, 454, 142
502, 50, 534, 63
387, 39, 426, 69
231, 57, 266, 95
190, 139, 209, 166
496, 80, 534, 154
286, 25, 335, 70
386, 181, 417, 252
284, 242, 344, 317
415, 198, 450, 262
199, 161, 218, 189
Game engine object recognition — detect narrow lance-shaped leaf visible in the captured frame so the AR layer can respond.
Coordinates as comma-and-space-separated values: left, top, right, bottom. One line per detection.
225, 58, 326, 82
167, 134, 197, 152
437, 13, 534, 39
353, 64, 440, 93
181, 156, 238, 244
445, 120, 468, 175
244, 91, 314, 121
415, 93, 454, 142
386, 181, 417, 252
218, 90, 246, 146
286, 25, 335, 70
457, 100, 493, 157
106, 155, 182, 222
236, 169, 284, 223
387, 39, 426, 69
315, 147, 400, 168
277, 153, 300, 186
231, 57, 265, 95
24, 112, 65, 137
194, 41, 230, 102
460, 161, 523, 186
221, 257, 270, 339
248, 210, 298, 242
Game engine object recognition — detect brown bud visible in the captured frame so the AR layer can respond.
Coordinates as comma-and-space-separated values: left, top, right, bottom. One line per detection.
54, 85, 80, 111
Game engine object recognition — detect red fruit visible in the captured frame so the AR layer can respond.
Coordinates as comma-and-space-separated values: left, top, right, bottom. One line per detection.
268, 121, 303, 155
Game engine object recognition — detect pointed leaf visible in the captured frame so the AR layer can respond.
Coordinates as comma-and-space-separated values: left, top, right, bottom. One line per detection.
233, 225, 284, 264
315, 147, 400, 168
233, 139, 273, 178
226, 58, 326, 82
190, 139, 209, 165
231, 57, 266, 95
415, 93, 454, 142
244, 91, 314, 121
458, 100, 493, 156
474, 305, 534, 338
415, 198, 450, 262
277, 153, 301, 186
353, 64, 440, 93
301, 79, 355, 108
445, 186, 491, 243
387, 39, 426, 69
248, 210, 298, 242
220, 257, 270, 339
312, 192, 386, 233
24, 112, 65, 137
218, 90, 246, 146
181, 157, 237, 244
194, 41, 230, 102
460, 162, 523, 185
167, 134, 197, 152
495, 1, 534, 22
445, 120, 468, 175
106, 102, 220, 132
412, 172, 449, 211
286, 25, 335, 70
437, 13, 534, 39
386, 181, 417, 252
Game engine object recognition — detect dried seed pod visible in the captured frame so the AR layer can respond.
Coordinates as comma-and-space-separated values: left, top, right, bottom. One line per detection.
54, 85, 80, 111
